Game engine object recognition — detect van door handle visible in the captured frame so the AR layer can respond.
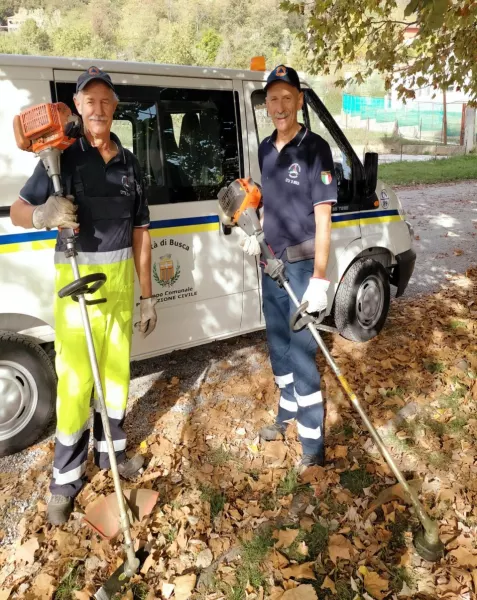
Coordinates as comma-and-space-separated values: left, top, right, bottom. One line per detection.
222, 223, 232, 236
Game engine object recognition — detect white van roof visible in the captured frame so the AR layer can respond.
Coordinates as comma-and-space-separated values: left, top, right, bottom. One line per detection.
0, 53, 287, 84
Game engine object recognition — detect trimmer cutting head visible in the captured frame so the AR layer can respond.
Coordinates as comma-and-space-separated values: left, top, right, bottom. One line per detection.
413, 527, 445, 562
94, 547, 150, 600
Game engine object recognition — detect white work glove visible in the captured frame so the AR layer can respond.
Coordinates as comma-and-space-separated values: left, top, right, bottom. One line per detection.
302, 278, 330, 314
239, 231, 261, 256
32, 194, 79, 230
139, 297, 157, 339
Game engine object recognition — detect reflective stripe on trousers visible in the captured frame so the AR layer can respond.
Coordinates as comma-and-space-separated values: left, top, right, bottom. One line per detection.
262, 258, 324, 458
50, 255, 134, 498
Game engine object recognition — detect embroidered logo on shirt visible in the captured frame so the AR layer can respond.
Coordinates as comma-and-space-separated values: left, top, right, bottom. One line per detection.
288, 163, 301, 179
121, 175, 132, 196
321, 171, 332, 185
286, 163, 301, 186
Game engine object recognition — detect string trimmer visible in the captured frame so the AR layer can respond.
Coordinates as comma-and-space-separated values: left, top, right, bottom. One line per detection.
14, 103, 158, 598
217, 177, 444, 562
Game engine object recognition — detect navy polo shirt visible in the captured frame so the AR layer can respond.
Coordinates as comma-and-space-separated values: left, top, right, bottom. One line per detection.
258, 125, 337, 259
19, 133, 150, 252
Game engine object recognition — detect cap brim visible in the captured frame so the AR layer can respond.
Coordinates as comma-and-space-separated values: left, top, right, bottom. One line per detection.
77, 75, 115, 93
264, 77, 300, 92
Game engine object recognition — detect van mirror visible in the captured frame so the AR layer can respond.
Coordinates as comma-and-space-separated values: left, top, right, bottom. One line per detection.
364, 152, 378, 195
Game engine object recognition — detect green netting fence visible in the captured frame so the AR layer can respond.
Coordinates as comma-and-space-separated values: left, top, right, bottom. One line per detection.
343, 94, 464, 139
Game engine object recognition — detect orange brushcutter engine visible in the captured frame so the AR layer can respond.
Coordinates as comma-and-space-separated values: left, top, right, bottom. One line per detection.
13, 102, 82, 194
217, 177, 263, 236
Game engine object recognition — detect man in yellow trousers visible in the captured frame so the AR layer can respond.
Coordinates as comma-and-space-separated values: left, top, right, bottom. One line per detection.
10, 66, 157, 525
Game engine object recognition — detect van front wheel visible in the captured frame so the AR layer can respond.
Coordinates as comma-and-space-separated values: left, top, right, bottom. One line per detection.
333, 258, 390, 342
0, 332, 56, 457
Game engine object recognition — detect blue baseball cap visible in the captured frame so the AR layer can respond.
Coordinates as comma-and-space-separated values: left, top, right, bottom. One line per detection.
264, 65, 301, 93
76, 66, 115, 93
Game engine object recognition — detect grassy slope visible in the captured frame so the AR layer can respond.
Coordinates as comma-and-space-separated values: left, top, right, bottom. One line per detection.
378, 154, 477, 186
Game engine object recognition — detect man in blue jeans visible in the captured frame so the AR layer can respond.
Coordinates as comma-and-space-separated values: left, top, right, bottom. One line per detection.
240, 65, 337, 470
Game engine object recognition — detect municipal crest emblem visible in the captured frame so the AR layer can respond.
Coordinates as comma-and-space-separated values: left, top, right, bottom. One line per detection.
153, 254, 181, 287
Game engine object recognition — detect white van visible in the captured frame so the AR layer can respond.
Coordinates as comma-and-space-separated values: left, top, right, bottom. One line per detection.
0, 54, 416, 456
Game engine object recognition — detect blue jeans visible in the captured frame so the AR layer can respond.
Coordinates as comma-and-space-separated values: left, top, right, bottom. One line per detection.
262, 259, 324, 459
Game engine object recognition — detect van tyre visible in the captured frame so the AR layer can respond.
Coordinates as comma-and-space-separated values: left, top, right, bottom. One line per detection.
333, 258, 390, 342
0, 332, 56, 457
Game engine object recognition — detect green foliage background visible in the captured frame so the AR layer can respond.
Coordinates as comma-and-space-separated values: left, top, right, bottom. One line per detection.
0, 0, 308, 71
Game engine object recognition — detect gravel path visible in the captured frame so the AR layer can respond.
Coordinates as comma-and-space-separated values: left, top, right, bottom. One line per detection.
396, 179, 477, 297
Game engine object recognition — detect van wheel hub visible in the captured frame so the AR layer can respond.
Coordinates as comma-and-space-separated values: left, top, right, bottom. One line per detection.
356, 275, 384, 330
0, 361, 38, 441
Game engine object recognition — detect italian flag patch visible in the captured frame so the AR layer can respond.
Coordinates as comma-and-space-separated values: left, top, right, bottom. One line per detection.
321, 171, 332, 185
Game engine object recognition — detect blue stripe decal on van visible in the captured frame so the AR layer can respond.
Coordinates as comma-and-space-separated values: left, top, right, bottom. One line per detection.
0, 230, 57, 245
0, 211, 400, 247
331, 209, 399, 223
0, 215, 221, 246
149, 215, 219, 229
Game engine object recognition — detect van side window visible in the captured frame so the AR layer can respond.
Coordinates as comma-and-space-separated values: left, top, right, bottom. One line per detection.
157, 87, 240, 203
54, 83, 241, 205
113, 101, 162, 190
303, 90, 354, 205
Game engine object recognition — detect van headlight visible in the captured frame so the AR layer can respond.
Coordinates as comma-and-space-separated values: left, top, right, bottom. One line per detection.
405, 220, 415, 239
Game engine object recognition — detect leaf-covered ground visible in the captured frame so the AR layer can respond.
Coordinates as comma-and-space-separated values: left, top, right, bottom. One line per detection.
1, 267, 477, 600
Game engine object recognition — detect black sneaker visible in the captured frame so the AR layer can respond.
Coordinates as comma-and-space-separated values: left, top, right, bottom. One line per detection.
298, 453, 324, 473
117, 454, 145, 480
47, 495, 74, 526
259, 422, 287, 441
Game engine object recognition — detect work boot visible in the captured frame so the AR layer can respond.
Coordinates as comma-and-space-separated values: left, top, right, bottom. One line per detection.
259, 422, 287, 441
47, 495, 74, 526
117, 454, 145, 480
298, 452, 325, 474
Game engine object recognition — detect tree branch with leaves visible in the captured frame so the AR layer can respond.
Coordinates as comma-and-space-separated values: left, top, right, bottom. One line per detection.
280, 0, 477, 102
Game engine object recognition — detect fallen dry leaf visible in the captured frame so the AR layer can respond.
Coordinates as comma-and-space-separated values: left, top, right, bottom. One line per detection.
321, 576, 336, 594
53, 531, 80, 556
15, 536, 39, 564
263, 441, 287, 463
74, 591, 94, 600
174, 573, 196, 600
281, 562, 316, 580
363, 570, 389, 600
161, 583, 175, 599
32, 573, 56, 600
299, 517, 314, 532
436, 575, 462, 595
334, 445, 348, 458
300, 465, 325, 484
449, 547, 477, 568
274, 529, 300, 549
282, 584, 317, 600
363, 480, 422, 519
328, 534, 353, 564
271, 549, 289, 569
472, 570, 477, 594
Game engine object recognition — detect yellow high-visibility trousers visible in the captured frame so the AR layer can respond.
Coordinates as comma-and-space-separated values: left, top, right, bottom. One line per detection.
50, 252, 134, 498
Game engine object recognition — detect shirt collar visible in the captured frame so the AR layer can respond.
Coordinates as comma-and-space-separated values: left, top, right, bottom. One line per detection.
268, 124, 307, 149
79, 132, 126, 163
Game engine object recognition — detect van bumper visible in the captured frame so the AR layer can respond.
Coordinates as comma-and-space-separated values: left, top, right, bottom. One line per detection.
390, 247, 416, 297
